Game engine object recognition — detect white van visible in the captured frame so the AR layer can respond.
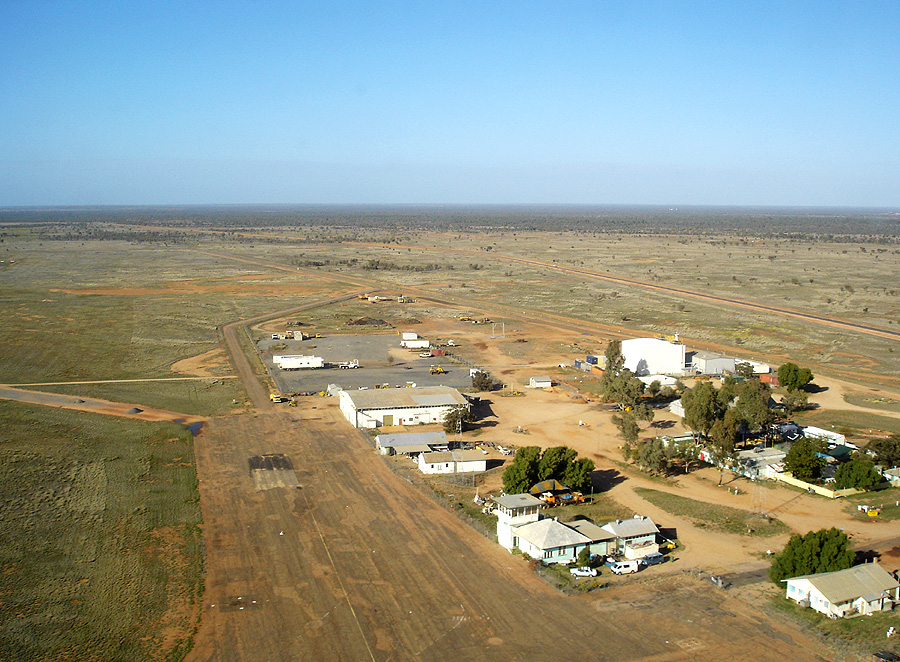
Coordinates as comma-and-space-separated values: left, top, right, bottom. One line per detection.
606, 559, 640, 575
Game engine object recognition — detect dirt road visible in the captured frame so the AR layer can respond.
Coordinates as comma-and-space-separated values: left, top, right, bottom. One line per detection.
186, 403, 839, 662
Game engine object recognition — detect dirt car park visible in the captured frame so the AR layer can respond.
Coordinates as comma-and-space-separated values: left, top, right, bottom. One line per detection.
186, 404, 838, 662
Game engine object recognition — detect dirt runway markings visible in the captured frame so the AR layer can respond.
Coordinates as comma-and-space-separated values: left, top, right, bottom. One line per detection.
186, 404, 838, 662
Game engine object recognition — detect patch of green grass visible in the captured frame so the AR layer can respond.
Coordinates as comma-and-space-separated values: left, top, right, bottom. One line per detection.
0, 401, 202, 661
562, 493, 635, 524
841, 487, 900, 522
610, 459, 680, 486
634, 487, 788, 537
842, 391, 900, 413
28, 379, 245, 417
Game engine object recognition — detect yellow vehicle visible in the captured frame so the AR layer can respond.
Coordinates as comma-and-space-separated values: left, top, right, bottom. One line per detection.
270, 394, 289, 403
430, 365, 445, 375
458, 316, 471, 321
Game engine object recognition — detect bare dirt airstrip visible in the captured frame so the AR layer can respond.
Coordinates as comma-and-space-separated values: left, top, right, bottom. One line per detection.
185, 406, 839, 662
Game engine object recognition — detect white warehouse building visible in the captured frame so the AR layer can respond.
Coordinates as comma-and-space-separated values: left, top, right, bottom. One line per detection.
622, 337, 687, 376
339, 386, 469, 429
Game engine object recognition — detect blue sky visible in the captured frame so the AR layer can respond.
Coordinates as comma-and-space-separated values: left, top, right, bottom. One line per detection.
1, 1, 897, 206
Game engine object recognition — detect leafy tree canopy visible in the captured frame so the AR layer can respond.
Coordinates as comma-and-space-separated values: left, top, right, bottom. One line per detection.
442, 405, 475, 433
681, 381, 724, 437
783, 436, 826, 482
833, 458, 881, 490
868, 435, 900, 468
777, 362, 814, 392
501, 446, 594, 494
471, 370, 497, 392
769, 528, 854, 583
735, 378, 773, 431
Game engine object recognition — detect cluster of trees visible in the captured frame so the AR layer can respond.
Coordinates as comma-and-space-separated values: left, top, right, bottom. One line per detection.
867, 434, 900, 468
501, 446, 594, 494
769, 528, 854, 583
471, 371, 500, 392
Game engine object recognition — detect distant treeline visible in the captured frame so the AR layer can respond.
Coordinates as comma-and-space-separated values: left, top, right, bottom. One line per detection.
2, 205, 899, 242
294, 257, 458, 271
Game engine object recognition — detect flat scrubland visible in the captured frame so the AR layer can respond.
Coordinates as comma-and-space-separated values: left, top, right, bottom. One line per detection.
2, 207, 900, 661
0, 401, 202, 661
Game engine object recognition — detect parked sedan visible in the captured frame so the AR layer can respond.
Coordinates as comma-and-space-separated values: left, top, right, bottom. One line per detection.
569, 566, 598, 578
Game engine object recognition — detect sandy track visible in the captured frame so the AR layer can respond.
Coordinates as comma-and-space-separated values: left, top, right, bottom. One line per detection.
186, 404, 837, 662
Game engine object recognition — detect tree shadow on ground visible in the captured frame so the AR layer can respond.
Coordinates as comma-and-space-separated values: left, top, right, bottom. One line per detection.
805, 383, 828, 394
650, 420, 675, 429
590, 468, 626, 493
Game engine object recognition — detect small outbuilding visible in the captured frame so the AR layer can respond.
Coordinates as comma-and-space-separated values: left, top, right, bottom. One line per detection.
690, 351, 736, 376
784, 563, 899, 618
374, 431, 448, 456
418, 449, 487, 474
529, 376, 553, 389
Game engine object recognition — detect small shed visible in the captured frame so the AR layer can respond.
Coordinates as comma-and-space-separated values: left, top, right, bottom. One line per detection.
529, 376, 553, 388
418, 449, 486, 475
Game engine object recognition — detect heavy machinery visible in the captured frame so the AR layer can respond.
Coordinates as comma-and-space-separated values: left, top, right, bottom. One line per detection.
270, 394, 289, 403
429, 365, 445, 375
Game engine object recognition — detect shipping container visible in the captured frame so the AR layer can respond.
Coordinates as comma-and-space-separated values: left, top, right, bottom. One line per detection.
586, 355, 599, 365
590, 364, 604, 375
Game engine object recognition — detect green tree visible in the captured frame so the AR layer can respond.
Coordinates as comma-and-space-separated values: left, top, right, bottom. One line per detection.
777, 362, 814, 392
537, 446, 577, 482
681, 381, 724, 438
561, 457, 595, 493
783, 436, 826, 482
780, 390, 809, 415
833, 459, 881, 490
734, 362, 755, 379
612, 411, 640, 446
646, 380, 661, 400
442, 405, 474, 433
635, 437, 671, 475
735, 378, 773, 431
501, 446, 541, 493
868, 434, 900, 468
576, 545, 593, 568
471, 370, 496, 392
769, 528, 854, 583
708, 409, 740, 485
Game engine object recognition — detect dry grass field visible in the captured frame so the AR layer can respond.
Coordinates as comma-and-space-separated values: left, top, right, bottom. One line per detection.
2, 209, 900, 661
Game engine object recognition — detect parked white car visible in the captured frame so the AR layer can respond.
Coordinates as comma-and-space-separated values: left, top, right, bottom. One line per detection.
605, 559, 640, 575
570, 566, 598, 577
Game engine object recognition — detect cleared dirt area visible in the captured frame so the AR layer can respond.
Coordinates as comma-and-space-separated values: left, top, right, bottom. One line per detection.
187, 404, 838, 662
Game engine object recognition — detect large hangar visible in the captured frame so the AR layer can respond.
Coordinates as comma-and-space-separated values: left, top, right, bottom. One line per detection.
622, 337, 687, 376
339, 386, 469, 429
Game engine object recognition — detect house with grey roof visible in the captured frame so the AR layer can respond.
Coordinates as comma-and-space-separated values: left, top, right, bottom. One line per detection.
513, 518, 591, 564
374, 431, 448, 456
784, 563, 899, 618
601, 516, 661, 559
418, 449, 486, 475
339, 386, 469, 428
567, 519, 617, 557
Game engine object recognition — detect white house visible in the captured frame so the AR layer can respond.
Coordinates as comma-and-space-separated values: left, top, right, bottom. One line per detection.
339, 386, 469, 429
601, 516, 660, 559
374, 431, 448, 456
399, 332, 430, 350
691, 351, 736, 375
784, 563, 899, 618
803, 426, 851, 448
529, 376, 553, 388
495, 493, 544, 552
512, 518, 591, 564
622, 337, 687, 376
417, 449, 486, 474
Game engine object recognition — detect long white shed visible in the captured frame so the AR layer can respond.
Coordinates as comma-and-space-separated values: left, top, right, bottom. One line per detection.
273, 354, 324, 370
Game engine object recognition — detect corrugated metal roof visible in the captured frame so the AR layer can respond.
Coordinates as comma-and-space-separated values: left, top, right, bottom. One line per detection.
790, 563, 899, 605
568, 520, 616, 542
528, 479, 569, 495
422, 449, 485, 464
345, 386, 468, 410
514, 519, 590, 549
495, 493, 543, 509
376, 431, 448, 448
601, 516, 659, 538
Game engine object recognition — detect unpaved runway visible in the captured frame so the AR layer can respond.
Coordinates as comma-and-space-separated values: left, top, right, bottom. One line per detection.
187, 404, 838, 662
